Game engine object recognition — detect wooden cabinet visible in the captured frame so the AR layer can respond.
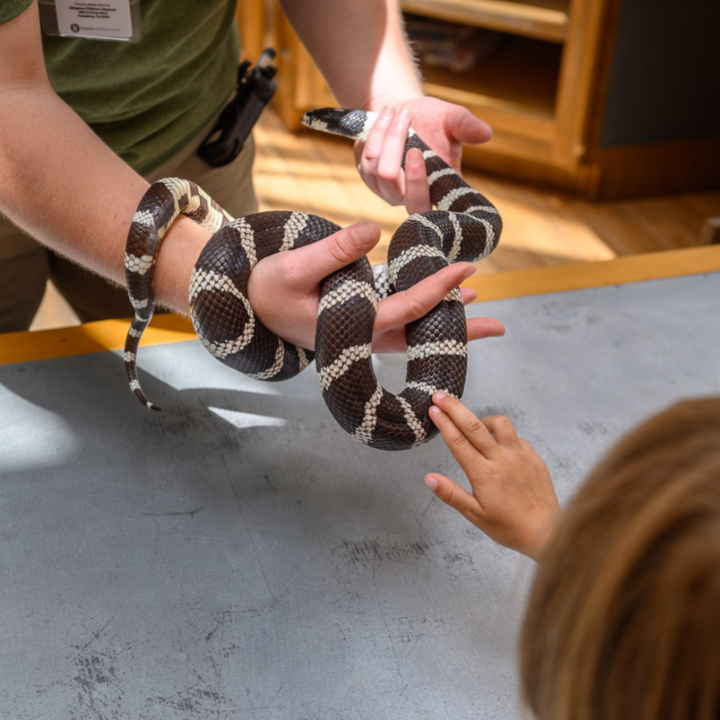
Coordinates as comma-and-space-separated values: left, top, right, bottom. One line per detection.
398, 0, 606, 195
259, 0, 720, 200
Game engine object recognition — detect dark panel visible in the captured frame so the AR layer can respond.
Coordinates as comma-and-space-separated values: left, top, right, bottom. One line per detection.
601, 0, 720, 147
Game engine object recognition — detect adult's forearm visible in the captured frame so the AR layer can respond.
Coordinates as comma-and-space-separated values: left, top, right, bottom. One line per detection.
279, 0, 423, 109
0, 83, 208, 314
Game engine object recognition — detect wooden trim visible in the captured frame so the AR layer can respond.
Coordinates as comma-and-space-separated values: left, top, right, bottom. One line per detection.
460, 145, 581, 191
0, 314, 196, 366
465, 245, 720, 302
588, 138, 720, 201
552, 0, 608, 170
235, 0, 265, 62
700, 217, 720, 246
463, 132, 556, 166
400, 0, 570, 43
421, 35, 562, 138
3, 246, 719, 366
582, 0, 622, 163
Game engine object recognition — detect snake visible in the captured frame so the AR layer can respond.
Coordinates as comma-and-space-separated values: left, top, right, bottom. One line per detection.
124, 108, 502, 451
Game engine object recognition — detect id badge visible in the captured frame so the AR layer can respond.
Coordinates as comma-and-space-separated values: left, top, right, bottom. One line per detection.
40, 0, 142, 43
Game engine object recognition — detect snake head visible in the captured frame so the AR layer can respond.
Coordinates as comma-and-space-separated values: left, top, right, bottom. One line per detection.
301, 108, 379, 143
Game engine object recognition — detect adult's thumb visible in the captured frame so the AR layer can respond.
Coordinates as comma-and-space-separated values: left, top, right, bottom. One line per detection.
296, 221, 381, 282
448, 107, 493, 146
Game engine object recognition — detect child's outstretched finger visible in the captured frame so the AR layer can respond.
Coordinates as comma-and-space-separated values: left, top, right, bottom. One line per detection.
424, 473, 483, 522
432, 392, 496, 457
480, 415, 520, 447
428, 404, 484, 470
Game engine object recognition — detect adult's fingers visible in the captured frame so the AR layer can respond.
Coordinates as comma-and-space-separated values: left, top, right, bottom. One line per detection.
356, 106, 394, 200
374, 262, 475, 333
282, 221, 381, 289
372, 315, 504, 353
466, 316, 505, 340
424, 473, 484, 523
404, 147, 431, 215
479, 415, 520, 446
375, 108, 411, 204
460, 287, 478, 305
431, 392, 497, 457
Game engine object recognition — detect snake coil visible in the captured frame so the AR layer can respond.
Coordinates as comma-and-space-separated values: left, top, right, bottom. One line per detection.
124, 108, 502, 450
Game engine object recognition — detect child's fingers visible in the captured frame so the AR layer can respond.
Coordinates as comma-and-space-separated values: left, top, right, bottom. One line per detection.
424, 473, 484, 521
428, 404, 486, 470
480, 415, 520, 447
431, 392, 497, 457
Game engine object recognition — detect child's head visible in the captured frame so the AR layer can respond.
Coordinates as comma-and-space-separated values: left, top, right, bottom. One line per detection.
520, 398, 720, 720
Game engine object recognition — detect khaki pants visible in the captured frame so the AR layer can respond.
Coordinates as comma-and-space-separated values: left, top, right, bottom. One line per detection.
0, 129, 258, 333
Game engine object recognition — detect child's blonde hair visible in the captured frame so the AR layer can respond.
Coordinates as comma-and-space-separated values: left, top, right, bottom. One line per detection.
521, 398, 720, 720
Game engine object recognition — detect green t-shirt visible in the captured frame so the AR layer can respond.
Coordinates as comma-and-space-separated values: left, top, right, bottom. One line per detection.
0, 0, 240, 175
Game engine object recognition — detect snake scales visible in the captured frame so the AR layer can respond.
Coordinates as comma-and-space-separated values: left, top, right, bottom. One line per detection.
124, 108, 502, 451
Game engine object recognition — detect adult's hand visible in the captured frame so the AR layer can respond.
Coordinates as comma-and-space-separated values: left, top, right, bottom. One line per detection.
355, 97, 493, 213
424, 394, 561, 563
247, 220, 504, 353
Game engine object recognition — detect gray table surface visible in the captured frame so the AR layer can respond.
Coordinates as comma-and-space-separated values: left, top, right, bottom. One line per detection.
1, 272, 718, 719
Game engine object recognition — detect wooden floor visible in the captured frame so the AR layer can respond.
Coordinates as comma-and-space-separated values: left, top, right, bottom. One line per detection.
30, 107, 720, 331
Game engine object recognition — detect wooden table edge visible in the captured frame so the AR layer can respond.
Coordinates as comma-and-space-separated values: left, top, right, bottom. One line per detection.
464, 244, 720, 302
2, 245, 718, 366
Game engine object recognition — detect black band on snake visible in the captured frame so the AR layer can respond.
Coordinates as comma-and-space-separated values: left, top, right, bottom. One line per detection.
124, 108, 502, 451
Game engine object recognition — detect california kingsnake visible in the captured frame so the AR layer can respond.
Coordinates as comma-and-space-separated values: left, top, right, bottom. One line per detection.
124, 108, 502, 451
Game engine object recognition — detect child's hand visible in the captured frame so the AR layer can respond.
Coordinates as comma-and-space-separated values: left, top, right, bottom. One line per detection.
424, 393, 561, 562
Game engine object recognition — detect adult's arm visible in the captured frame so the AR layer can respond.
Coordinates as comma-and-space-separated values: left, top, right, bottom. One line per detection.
280, 0, 423, 112
279, 0, 493, 207
0, 2, 208, 314
0, 2, 503, 350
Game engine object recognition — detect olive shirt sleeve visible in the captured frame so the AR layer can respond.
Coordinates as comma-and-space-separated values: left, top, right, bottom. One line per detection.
0, 0, 34, 24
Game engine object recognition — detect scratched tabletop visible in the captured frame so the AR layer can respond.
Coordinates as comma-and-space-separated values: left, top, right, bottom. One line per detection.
1, 272, 718, 719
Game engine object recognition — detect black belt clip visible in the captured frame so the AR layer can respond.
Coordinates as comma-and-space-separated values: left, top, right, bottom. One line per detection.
197, 48, 277, 168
